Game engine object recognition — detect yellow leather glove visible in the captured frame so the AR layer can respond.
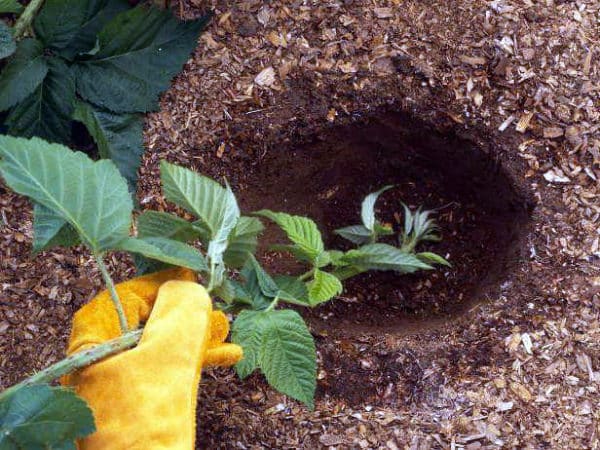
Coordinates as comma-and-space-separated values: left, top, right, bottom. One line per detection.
62, 268, 243, 449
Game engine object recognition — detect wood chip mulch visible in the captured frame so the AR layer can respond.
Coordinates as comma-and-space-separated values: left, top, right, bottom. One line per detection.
1, 0, 599, 449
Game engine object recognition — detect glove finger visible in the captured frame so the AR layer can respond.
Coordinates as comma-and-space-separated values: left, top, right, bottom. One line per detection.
204, 343, 243, 367
67, 267, 196, 355
208, 310, 230, 347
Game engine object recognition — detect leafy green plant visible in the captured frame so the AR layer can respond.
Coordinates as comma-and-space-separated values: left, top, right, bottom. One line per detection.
0, 134, 448, 444
0, 0, 210, 188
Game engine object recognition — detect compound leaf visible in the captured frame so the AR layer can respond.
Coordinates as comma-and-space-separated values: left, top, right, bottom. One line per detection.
0, 384, 95, 449
35, 0, 129, 58
307, 269, 342, 305
0, 39, 48, 112
231, 309, 269, 379
223, 216, 264, 268
255, 210, 324, 264
118, 237, 207, 272
0, 0, 24, 13
259, 310, 316, 409
0, 136, 132, 253
32, 203, 80, 253
0, 20, 15, 60
74, 5, 210, 113
6, 57, 76, 143
73, 99, 143, 188
340, 243, 432, 273
361, 185, 393, 231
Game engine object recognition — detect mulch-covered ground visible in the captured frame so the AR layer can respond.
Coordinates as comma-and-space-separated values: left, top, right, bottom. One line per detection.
1, 0, 599, 448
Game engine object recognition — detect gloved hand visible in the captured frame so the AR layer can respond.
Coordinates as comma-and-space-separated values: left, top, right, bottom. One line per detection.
62, 268, 243, 449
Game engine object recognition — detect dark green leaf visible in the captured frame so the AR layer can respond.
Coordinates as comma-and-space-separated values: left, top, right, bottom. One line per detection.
0, 136, 132, 252
0, 0, 24, 14
0, 384, 95, 448
32, 203, 80, 253
74, 6, 210, 113
273, 275, 309, 306
334, 224, 372, 245
118, 237, 208, 272
307, 269, 342, 305
223, 216, 264, 268
255, 210, 324, 264
0, 39, 48, 112
137, 210, 199, 242
231, 309, 269, 379
0, 20, 15, 60
239, 263, 273, 311
6, 57, 76, 143
259, 310, 316, 409
72, 99, 143, 188
340, 243, 432, 273
361, 185, 393, 231
35, 0, 129, 58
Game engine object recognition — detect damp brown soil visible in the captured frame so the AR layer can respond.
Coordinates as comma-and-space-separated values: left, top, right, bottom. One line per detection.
232, 113, 533, 335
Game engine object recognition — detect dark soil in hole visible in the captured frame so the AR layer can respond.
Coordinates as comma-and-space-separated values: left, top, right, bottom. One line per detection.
235, 113, 533, 333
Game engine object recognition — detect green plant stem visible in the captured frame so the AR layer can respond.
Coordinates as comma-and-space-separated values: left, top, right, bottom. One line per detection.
95, 255, 129, 334
298, 269, 314, 282
265, 295, 279, 312
13, 0, 45, 39
0, 328, 142, 402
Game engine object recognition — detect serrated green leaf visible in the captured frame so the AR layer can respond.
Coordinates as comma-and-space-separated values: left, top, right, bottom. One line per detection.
0, 39, 48, 112
0, 136, 132, 253
137, 210, 199, 242
273, 275, 309, 306
118, 237, 207, 272
0, 384, 95, 448
259, 310, 316, 409
328, 250, 345, 265
0, 20, 15, 60
255, 210, 324, 264
223, 216, 263, 268
74, 5, 210, 113
361, 185, 393, 231
231, 309, 269, 378
239, 262, 273, 311
334, 224, 372, 245
160, 161, 240, 241
72, 99, 143, 189
6, 56, 76, 143
307, 269, 342, 305
417, 252, 450, 267
246, 254, 302, 305
32, 203, 80, 253
341, 243, 432, 273
35, 0, 129, 58
212, 276, 236, 303
0, 0, 24, 14
160, 162, 239, 284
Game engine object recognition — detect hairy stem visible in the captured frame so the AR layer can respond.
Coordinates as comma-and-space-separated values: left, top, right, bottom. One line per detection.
95, 255, 129, 334
13, 0, 45, 39
0, 329, 142, 401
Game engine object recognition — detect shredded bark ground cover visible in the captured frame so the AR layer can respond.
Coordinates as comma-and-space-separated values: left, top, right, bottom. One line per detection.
1, 0, 599, 448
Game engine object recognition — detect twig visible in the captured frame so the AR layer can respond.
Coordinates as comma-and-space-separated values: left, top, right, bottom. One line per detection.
0, 329, 143, 401
95, 255, 129, 333
13, 0, 45, 39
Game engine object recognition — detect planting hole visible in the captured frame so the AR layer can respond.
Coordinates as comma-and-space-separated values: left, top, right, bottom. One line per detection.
236, 112, 532, 334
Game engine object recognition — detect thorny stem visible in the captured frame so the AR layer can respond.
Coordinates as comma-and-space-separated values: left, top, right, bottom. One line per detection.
95, 255, 129, 334
13, 0, 45, 39
0, 329, 143, 401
